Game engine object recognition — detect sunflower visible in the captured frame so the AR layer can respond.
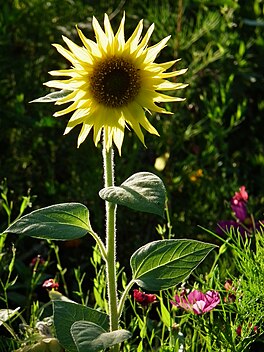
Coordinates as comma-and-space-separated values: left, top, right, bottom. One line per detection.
44, 13, 187, 154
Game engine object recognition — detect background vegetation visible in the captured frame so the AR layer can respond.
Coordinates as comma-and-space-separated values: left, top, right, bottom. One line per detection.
1, 0, 264, 305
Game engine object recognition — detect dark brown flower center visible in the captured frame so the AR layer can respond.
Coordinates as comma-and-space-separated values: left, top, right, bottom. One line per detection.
89, 57, 141, 108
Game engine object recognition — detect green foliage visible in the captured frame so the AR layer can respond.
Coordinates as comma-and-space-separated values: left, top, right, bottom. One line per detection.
5, 203, 93, 240
53, 300, 109, 352
131, 239, 216, 290
3, 172, 216, 350
99, 172, 166, 217
70, 321, 131, 352
1, 0, 264, 350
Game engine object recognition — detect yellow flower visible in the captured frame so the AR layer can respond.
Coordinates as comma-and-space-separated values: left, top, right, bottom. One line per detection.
44, 13, 187, 154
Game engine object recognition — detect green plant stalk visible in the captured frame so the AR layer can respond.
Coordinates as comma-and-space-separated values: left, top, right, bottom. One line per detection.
117, 279, 135, 318
103, 141, 119, 351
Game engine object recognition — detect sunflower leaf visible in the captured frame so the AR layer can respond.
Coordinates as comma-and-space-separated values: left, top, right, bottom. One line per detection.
53, 301, 109, 352
5, 203, 92, 241
29, 90, 71, 103
131, 239, 216, 291
71, 321, 131, 352
99, 172, 166, 217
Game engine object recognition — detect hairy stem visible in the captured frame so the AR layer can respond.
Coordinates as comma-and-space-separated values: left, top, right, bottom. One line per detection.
103, 140, 119, 352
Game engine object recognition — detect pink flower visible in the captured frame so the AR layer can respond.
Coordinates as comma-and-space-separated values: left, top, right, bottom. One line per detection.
171, 289, 220, 315
231, 188, 248, 223
42, 278, 59, 290
233, 186, 248, 202
133, 289, 156, 306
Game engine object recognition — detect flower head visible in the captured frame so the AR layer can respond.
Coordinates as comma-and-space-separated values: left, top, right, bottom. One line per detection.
133, 289, 156, 306
216, 185, 264, 236
29, 255, 45, 268
42, 278, 59, 290
43, 13, 187, 154
231, 186, 248, 222
171, 289, 220, 315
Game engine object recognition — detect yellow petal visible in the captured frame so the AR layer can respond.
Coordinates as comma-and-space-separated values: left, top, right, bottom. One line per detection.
113, 125, 125, 155
52, 44, 78, 65
128, 102, 159, 136
62, 35, 93, 64
104, 13, 114, 43
125, 19, 143, 53
160, 68, 188, 78
77, 123, 93, 147
44, 79, 82, 90
157, 81, 189, 91
145, 36, 171, 62
49, 69, 80, 77
92, 16, 109, 52
76, 27, 101, 57
115, 12, 126, 50
135, 23, 155, 56
122, 106, 145, 145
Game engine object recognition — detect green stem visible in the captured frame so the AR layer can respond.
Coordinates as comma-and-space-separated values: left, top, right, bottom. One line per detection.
90, 229, 107, 262
117, 279, 135, 318
103, 142, 119, 345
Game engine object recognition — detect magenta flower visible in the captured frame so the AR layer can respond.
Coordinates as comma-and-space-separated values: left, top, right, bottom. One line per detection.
216, 185, 264, 236
231, 186, 248, 222
171, 289, 220, 315
133, 289, 156, 307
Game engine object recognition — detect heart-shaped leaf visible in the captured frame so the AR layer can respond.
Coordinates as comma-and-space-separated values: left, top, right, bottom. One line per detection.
71, 321, 131, 352
5, 203, 92, 240
53, 301, 109, 352
99, 172, 166, 217
131, 239, 216, 291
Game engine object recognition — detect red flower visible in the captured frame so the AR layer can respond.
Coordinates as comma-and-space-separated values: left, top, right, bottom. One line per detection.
236, 325, 242, 336
171, 289, 220, 315
30, 255, 45, 267
236, 323, 259, 336
42, 279, 59, 290
133, 289, 156, 306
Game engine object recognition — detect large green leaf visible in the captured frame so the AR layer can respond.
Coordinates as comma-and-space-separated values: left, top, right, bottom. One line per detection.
131, 239, 216, 291
5, 203, 92, 240
53, 301, 109, 352
71, 321, 131, 352
99, 172, 166, 217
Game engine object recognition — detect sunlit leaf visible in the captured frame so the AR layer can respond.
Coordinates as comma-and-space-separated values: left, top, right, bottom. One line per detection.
53, 301, 109, 352
99, 172, 166, 217
71, 321, 131, 352
131, 239, 216, 290
6, 203, 92, 240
